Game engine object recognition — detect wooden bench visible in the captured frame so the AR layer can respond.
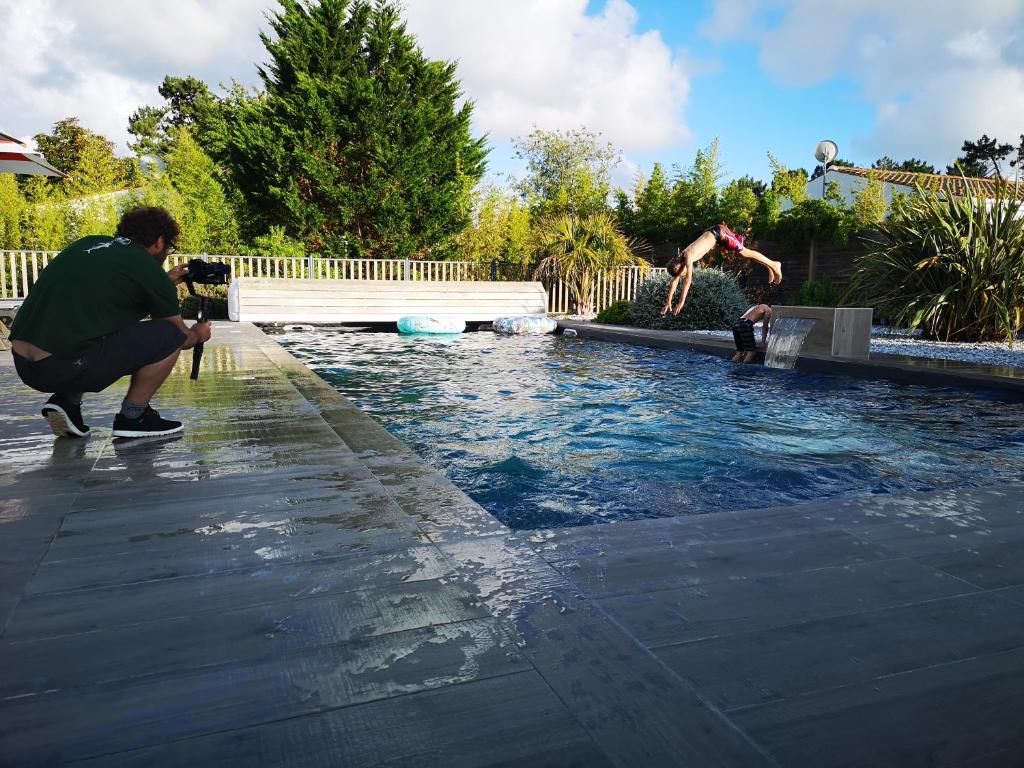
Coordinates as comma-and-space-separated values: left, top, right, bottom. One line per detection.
227, 278, 548, 323
773, 305, 872, 359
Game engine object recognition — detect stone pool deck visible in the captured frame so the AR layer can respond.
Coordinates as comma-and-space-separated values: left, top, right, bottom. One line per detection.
2, 322, 1023, 766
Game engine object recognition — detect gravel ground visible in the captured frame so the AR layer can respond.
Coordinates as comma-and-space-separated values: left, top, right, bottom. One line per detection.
674, 326, 1024, 370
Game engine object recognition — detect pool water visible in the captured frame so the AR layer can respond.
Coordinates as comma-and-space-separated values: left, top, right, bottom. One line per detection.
277, 330, 1024, 530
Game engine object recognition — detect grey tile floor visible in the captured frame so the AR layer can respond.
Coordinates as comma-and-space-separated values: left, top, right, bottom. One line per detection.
1, 322, 1022, 767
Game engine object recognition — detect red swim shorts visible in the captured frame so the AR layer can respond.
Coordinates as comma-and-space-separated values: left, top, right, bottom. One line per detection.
712, 224, 745, 253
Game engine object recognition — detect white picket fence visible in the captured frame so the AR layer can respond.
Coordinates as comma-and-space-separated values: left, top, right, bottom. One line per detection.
0, 251, 663, 315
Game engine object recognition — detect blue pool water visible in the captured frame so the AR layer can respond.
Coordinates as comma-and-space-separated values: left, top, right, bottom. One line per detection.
277, 330, 1024, 530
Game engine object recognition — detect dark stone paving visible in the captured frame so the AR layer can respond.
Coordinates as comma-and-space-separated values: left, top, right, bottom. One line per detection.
1, 322, 1022, 766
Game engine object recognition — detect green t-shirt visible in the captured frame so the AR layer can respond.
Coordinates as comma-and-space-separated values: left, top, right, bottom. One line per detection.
11, 235, 181, 358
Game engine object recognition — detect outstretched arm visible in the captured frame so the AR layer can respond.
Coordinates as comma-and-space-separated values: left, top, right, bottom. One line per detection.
660, 271, 684, 316
672, 263, 694, 314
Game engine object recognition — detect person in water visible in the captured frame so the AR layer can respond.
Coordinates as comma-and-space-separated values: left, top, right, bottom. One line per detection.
660, 224, 783, 316
731, 303, 772, 363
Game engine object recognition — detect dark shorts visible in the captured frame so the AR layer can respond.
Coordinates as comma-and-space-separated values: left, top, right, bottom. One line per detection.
13, 320, 187, 394
732, 318, 757, 352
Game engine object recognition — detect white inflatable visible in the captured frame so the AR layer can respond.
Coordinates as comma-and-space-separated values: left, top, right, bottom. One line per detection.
397, 316, 466, 334
492, 315, 558, 335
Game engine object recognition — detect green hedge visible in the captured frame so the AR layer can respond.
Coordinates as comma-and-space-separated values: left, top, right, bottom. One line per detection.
594, 299, 632, 325
180, 294, 229, 320
629, 269, 747, 330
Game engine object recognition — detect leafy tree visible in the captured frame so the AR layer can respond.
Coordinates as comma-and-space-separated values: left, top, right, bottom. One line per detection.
532, 212, 648, 315
221, 0, 486, 258
718, 179, 760, 235
767, 153, 808, 204
671, 138, 723, 242
733, 175, 767, 199
628, 162, 674, 244
946, 134, 1015, 179
850, 172, 887, 229
770, 199, 853, 249
20, 178, 71, 250
513, 127, 618, 219
165, 127, 240, 254
0, 175, 26, 250
456, 185, 532, 277
33, 118, 131, 193
873, 156, 936, 174
128, 75, 227, 157
245, 226, 307, 259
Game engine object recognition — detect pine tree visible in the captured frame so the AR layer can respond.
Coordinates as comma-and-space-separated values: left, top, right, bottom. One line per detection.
221, 0, 487, 258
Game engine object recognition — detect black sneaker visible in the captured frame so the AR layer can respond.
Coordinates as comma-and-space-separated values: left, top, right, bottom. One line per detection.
41, 394, 90, 438
111, 407, 183, 438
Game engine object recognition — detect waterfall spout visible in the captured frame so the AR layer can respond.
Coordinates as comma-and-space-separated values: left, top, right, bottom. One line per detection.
765, 317, 818, 369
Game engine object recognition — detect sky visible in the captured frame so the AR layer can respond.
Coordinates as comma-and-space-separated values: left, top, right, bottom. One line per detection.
2, 0, 1023, 189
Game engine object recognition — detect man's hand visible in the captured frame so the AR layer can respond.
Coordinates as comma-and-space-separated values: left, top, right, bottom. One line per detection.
191, 321, 212, 345
167, 264, 189, 285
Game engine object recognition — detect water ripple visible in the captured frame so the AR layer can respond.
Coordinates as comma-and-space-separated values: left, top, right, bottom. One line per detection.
278, 331, 1024, 529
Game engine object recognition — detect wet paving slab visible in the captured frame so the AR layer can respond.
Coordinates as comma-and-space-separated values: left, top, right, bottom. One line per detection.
2, 321, 1023, 766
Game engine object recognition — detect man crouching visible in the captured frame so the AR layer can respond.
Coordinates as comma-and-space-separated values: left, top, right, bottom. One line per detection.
9, 206, 212, 438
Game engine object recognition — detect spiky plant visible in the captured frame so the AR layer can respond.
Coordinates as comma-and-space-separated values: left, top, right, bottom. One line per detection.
845, 179, 1024, 343
532, 212, 649, 315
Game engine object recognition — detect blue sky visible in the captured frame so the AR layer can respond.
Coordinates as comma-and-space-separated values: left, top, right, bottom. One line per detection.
626, 0, 869, 182
3, 0, 1022, 190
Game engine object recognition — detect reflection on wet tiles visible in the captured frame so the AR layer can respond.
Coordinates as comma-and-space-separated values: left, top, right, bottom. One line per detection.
6, 546, 454, 640
0, 618, 526, 765
0, 578, 491, 696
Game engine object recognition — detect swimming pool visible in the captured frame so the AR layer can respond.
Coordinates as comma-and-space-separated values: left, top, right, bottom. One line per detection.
276, 330, 1024, 530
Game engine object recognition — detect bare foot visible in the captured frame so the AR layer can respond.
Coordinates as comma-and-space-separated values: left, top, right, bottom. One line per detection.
659, 304, 671, 317
731, 352, 743, 362
742, 351, 757, 363
769, 261, 783, 285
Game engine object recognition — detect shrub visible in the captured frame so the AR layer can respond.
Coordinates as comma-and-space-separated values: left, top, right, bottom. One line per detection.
845, 180, 1024, 342
629, 268, 747, 331
180, 294, 229, 320
793, 278, 839, 307
595, 299, 632, 325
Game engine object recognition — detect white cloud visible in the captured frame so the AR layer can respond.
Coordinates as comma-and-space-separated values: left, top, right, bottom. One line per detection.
0, 0, 270, 152
401, 0, 691, 152
0, 0, 691, 164
704, 0, 1024, 165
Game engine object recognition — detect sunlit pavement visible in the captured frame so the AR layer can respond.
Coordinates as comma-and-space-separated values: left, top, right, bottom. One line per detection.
1, 322, 1023, 766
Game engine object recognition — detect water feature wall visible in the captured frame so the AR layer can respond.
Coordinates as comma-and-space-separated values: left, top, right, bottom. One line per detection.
764, 317, 818, 369
770, 306, 873, 361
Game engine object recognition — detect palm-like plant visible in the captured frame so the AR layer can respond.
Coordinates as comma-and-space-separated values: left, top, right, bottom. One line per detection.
532, 212, 649, 315
845, 179, 1024, 343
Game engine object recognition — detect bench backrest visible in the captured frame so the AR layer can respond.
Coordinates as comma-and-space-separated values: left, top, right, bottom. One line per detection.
227, 278, 548, 323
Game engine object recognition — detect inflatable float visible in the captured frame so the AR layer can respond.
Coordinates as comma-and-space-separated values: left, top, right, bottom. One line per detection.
397, 316, 466, 334
492, 315, 558, 335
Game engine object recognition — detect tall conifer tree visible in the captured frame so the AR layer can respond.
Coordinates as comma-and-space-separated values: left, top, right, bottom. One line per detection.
223, 0, 487, 258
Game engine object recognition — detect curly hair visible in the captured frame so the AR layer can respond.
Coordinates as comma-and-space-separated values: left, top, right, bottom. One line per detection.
115, 206, 180, 249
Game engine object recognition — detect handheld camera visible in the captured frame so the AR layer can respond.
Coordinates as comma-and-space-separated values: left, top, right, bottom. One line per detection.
184, 258, 231, 380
